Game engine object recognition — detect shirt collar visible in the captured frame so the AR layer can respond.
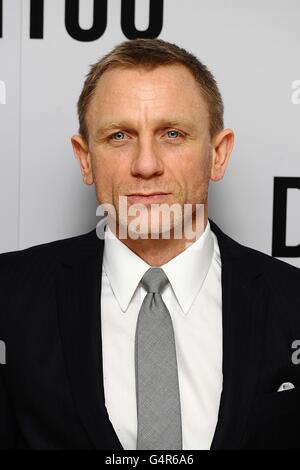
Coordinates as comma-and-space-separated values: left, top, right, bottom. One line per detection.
103, 220, 214, 314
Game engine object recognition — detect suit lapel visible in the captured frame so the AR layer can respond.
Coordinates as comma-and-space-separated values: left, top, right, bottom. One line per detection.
209, 219, 268, 449
56, 230, 123, 450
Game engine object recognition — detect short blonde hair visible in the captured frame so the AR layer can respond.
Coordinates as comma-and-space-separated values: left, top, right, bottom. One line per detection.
77, 38, 224, 141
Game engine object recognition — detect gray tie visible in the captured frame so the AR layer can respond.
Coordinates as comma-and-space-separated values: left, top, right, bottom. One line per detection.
135, 267, 182, 450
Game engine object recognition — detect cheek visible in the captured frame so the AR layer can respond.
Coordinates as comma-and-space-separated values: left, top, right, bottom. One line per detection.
175, 148, 210, 181
91, 151, 129, 195
89, 153, 112, 199
190, 144, 212, 179
176, 148, 211, 198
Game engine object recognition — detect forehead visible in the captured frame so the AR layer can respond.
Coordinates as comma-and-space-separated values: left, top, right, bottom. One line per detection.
86, 64, 208, 124
95, 63, 199, 93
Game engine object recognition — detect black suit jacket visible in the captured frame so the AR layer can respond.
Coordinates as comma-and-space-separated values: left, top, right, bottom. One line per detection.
1, 218, 300, 450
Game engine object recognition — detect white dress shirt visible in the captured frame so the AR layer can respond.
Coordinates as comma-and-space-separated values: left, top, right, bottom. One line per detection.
101, 220, 223, 450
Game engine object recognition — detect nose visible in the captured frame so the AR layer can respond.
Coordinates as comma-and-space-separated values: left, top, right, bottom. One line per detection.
130, 135, 164, 179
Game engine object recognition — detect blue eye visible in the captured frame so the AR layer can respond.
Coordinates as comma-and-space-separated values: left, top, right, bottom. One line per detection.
167, 130, 180, 138
112, 131, 125, 140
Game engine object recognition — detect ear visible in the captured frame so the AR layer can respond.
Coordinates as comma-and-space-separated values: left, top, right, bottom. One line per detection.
210, 128, 234, 181
71, 134, 94, 185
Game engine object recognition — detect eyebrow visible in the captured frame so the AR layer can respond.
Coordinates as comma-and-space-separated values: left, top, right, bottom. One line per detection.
95, 118, 197, 138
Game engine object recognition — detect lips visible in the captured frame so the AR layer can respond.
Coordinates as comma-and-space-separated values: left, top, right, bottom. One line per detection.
127, 193, 171, 203
128, 192, 169, 196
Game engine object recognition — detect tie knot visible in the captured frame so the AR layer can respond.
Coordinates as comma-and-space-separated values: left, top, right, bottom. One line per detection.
140, 267, 169, 293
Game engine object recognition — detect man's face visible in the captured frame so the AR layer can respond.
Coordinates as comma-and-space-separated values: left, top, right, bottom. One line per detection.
76, 64, 216, 236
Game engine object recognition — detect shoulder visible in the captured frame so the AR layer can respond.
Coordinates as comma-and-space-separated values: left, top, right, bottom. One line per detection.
210, 218, 300, 290
0, 228, 97, 283
240, 241, 300, 294
0, 228, 100, 328
242, 238, 298, 279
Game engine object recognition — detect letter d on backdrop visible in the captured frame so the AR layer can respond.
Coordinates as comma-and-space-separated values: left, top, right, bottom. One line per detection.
272, 177, 300, 257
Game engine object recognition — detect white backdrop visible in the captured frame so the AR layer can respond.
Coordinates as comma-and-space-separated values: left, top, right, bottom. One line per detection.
0, 0, 299, 267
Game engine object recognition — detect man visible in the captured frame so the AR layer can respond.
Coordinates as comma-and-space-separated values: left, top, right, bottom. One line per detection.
1, 38, 300, 450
